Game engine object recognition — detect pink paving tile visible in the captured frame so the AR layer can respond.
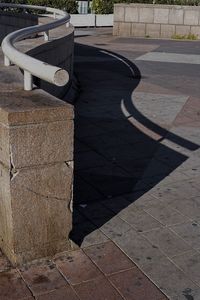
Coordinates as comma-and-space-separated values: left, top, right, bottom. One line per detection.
84, 241, 134, 275
54, 249, 102, 285
74, 276, 123, 300
36, 285, 79, 300
19, 259, 67, 296
0, 269, 32, 300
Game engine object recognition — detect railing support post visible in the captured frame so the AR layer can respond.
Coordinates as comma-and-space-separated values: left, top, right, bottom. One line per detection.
44, 31, 49, 41
24, 70, 33, 91
4, 55, 11, 66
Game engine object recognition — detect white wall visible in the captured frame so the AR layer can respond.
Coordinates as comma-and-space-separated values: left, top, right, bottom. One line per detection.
70, 14, 113, 27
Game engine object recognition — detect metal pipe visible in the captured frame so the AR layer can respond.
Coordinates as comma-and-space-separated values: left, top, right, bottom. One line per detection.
0, 3, 71, 90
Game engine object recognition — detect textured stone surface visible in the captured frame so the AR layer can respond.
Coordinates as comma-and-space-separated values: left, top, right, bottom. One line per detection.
84, 241, 133, 275
169, 8, 184, 25
20, 260, 67, 296
154, 8, 169, 24
139, 7, 154, 23
146, 24, 161, 38
54, 249, 102, 285
161, 24, 175, 38
191, 26, 200, 38
0, 90, 73, 126
184, 9, 199, 26
175, 25, 190, 36
132, 23, 146, 37
114, 4, 200, 39
0, 84, 74, 265
0, 162, 73, 265
0, 120, 73, 169
109, 268, 166, 300
74, 276, 123, 300
142, 228, 192, 258
125, 6, 139, 23
0, 269, 32, 300
119, 22, 132, 36
114, 5, 125, 22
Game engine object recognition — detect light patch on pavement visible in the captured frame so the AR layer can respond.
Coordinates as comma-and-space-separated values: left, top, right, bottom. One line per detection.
131, 92, 189, 124
136, 52, 200, 65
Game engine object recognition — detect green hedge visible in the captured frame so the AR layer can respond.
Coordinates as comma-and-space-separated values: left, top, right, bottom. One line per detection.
0, 0, 79, 13
1, 0, 199, 15
91, 0, 200, 14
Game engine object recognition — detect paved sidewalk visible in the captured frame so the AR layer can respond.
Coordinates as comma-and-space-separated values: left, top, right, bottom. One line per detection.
0, 28, 200, 299
72, 29, 200, 300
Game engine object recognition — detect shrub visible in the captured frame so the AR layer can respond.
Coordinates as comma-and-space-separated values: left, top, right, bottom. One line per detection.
92, 0, 132, 14
91, 0, 200, 14
0, 0, 79, 13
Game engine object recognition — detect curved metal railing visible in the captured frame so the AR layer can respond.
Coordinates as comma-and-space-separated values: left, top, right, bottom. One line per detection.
0, 3, 71, 91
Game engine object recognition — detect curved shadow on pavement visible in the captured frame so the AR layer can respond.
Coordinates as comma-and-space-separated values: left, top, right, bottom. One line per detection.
70, 42, 199, 246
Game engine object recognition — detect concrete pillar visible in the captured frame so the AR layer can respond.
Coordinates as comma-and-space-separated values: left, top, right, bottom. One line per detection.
0, 89, 74, 265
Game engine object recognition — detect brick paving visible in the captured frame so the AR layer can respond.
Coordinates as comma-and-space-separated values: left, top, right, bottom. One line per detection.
1, 28, 200, 299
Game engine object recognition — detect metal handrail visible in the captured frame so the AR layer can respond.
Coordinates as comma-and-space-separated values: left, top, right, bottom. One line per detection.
0, 3, 71, 91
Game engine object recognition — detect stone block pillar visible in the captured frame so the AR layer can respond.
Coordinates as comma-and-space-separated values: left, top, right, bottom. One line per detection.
0, 89, 74, 265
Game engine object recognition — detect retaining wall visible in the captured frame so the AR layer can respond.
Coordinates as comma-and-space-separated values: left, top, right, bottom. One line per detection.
113, 4, 200, 39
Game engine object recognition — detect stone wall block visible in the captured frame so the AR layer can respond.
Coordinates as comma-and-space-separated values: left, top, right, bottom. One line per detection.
0, 160, 73, 265
161, 24, 175, 38
132, 23, 146, 37
154, 8, 169, 24
11, 163, 73, 253
169, 8, 184, 25
146, 24, 161, 38
113, 22, 120, 35
184, 9, 199, 25
114, 5, 125, 22
191, 26, 200, 38
119, 22, 132, 36
139, 7, 154, 23
10, 120, 73, 169
175, 25, 190, 36
125, 7, 139, 23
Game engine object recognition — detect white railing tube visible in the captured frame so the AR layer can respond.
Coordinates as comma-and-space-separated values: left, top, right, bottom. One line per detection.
0, 3, 71, 90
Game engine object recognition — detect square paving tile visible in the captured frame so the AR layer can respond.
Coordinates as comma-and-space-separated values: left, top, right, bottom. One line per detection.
144, 202, 189, 226
109, 268, 167, 300
0, 269, 32, 300
172, 251, 200, 286
100, 215, 132, 239
142, 227, 192, 258
74, 276, 123, 300
142, 252, 199, 300
119, 205, 162, 233
80, 229, 109, 249
19, 260, 67, 296
84, 241, 133, 275
36, 285, 79, 300
54, 249, 102, 285
170, 222, 200, 249
113, 228, 166, 267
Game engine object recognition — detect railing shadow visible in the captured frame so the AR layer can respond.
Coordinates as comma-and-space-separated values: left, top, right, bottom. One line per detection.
70, 42, 199, 245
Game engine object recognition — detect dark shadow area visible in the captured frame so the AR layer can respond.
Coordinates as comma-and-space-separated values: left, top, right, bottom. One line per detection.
70, 42, 199, 245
